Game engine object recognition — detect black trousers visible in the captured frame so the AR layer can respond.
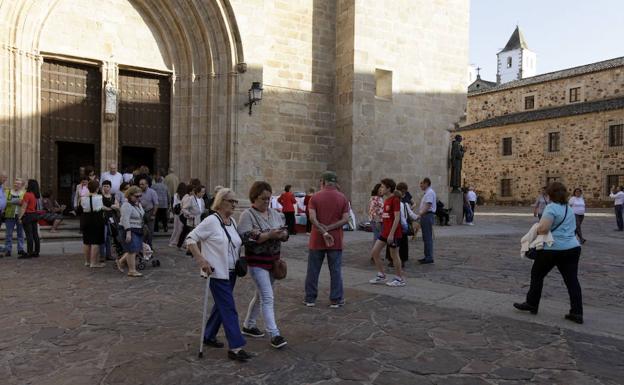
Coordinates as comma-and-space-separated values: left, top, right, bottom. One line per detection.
385, 235, 408, 263
22, 214, 40, 256
154, 208, 168, 232
526, 247, 583, 315
284, 212, 296, 234
574, 214, 584, 241
470, 201, 476, 214
177, 224, 193, 248
305, 215, 312, 233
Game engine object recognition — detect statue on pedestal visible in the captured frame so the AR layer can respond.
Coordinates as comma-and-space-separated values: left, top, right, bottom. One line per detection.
450, 134, 464, 192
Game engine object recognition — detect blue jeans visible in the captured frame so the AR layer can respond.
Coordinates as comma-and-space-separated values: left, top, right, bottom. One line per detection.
305, 249, 343, 303
100, 223, 112, 258
371, 221, 382, 246
420, 213, 434, 261
244, 266, 280, 337
4, 218, 25, 253
204, 272, 246, 350
464, 204, 473, 223
615, 205, 623, 230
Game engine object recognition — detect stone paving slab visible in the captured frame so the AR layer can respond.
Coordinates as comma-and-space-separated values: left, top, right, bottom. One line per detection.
1, 214, 624, 384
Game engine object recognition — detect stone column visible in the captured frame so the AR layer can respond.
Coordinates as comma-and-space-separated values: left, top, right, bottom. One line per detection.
0, 45, 42, 181
101, 61, 119, 170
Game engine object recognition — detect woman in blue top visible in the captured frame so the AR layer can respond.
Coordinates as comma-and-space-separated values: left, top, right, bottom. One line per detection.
514, 182, 583, 324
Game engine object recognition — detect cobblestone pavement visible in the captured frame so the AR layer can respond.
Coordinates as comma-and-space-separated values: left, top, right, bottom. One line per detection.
1, 212, 624, 385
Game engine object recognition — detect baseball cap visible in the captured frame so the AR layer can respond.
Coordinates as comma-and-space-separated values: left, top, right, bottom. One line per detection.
321, 171, 338, 183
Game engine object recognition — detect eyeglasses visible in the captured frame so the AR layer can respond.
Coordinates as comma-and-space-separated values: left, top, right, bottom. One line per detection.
225, 199, 238, 205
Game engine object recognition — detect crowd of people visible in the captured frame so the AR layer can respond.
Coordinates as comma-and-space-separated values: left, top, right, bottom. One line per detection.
2, 164, 624, 362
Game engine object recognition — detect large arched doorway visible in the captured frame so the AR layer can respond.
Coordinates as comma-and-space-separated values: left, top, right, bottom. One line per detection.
0, 0, 245, 200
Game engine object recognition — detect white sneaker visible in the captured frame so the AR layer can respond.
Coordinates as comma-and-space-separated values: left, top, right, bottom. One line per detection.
303, 301, 316, 307
386, 277, 406, 287
369, 273, 386, 284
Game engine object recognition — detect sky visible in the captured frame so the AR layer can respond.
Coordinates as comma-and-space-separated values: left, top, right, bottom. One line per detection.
470, 0, 624, 81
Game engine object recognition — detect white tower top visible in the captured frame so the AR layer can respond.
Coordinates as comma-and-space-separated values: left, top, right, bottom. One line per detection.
497, 26, 536, 84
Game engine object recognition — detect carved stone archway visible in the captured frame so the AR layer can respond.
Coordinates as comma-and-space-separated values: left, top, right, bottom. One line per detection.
0, 0, 245, 188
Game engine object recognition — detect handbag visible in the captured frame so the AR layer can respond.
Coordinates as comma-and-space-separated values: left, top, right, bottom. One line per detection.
214, 213, 246, 277
173, 203, 181, 215
403, 203, 415, 236
272, 258, 287, 280
526, 205, 568, 260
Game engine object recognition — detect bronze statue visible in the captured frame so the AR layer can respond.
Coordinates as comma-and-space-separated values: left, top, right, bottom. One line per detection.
450, 135, 464, 192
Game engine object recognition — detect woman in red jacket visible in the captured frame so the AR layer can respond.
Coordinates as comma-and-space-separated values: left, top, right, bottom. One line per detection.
278, 185, 297, 235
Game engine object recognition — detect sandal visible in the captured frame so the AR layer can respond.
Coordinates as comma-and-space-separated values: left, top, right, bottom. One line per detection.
128, 271, 143, 278
89, 263, 106, 268
115, 259, 125, 272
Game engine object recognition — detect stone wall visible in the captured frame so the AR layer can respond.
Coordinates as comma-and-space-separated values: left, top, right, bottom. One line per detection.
459, 109, 624, 205
468, 67, 624, 124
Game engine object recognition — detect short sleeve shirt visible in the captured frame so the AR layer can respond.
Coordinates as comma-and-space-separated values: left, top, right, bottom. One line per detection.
419, 188, 437, 213
542, 203, 580, 250
381, 195, 402, 239
308, 187, 349, 250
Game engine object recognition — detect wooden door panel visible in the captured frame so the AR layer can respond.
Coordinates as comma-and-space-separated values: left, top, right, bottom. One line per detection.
118, 70, 170, 173
40, 59, 101, 199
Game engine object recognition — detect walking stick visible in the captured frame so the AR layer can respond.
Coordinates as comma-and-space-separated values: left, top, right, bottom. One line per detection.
198, 275, 211, 358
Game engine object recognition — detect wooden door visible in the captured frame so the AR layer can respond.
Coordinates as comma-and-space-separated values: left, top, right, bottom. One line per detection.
118, 70, 170, 175
40, 59, 101, 204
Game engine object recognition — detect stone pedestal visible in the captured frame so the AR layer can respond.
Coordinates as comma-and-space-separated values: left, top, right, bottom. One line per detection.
448, 191, 464, 225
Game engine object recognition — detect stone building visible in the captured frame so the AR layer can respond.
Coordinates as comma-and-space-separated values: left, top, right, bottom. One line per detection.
459, 55, 624, 206
0, 0, 469, 218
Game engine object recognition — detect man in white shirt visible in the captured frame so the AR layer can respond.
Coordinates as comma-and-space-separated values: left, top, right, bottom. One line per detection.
416, 178, 436, 264
610, 185, 624, 231
100, 163, 123, 194
467, 187, 477, 218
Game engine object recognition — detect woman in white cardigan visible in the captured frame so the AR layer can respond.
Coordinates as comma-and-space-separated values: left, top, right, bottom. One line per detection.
186, 188, 252, 362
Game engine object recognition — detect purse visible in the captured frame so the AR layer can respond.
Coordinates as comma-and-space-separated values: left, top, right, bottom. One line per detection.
526, 205, 568, 260
272, 258, 287, 280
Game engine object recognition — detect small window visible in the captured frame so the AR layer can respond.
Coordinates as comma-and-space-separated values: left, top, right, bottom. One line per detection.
609, 124, 624, 147
569, 87, 580, 103
548, 132, 560, 152
375, 69, 392, 99
524, 95, 534, 110
607, 174, 624, 195
501, 179, 512, 197
546, 176, 561, 185
507, 57, 512, 68
502, 137, 513, 156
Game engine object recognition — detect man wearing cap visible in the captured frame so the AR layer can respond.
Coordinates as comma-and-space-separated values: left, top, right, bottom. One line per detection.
304, 171, 350, 308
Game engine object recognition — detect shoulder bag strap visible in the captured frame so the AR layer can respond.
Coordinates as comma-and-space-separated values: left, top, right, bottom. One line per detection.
551, 205, 568, 232
89, 195, 93, 211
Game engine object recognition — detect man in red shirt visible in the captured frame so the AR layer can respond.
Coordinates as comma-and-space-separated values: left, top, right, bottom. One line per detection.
278, 185, 297, 235
304, 171, 349, 308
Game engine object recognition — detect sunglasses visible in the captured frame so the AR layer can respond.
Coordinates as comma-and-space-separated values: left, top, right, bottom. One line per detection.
225, 199, 238, 205
134, 194, 142, 198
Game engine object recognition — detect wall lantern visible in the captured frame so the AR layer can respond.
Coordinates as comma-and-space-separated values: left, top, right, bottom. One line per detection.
244, 82, 263, 115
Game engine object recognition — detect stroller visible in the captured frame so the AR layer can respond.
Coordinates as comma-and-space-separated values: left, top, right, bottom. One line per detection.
111, 221, 161, 270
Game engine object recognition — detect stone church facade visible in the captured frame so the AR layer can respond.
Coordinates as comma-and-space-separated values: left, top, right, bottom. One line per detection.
0, 0, 469, 218
460, 56, 624, 206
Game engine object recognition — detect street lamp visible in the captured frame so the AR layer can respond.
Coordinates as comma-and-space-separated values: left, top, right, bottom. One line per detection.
244, 82, 263, 115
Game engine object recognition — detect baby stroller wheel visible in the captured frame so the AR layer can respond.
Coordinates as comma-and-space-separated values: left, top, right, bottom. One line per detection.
137, 262, 146, 270
156, 260, 161, 267
151, 260, 158, 267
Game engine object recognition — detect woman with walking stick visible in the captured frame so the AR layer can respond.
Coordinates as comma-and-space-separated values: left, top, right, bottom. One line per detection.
186, 188, 252, 361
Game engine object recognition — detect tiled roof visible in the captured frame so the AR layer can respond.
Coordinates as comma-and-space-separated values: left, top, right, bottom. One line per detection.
500, 26, 529, 52
469, 56, 624, 95
457, 97, 624, 131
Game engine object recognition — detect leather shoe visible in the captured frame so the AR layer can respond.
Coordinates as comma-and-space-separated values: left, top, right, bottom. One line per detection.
418, 258, 434, 264
228, 349, 252, 361
203, 338, 224, 348
513, 302, 538, 314
564, 313, 584, 324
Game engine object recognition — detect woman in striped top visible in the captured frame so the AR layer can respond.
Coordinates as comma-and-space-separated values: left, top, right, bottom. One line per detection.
238, 181, 289, 349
